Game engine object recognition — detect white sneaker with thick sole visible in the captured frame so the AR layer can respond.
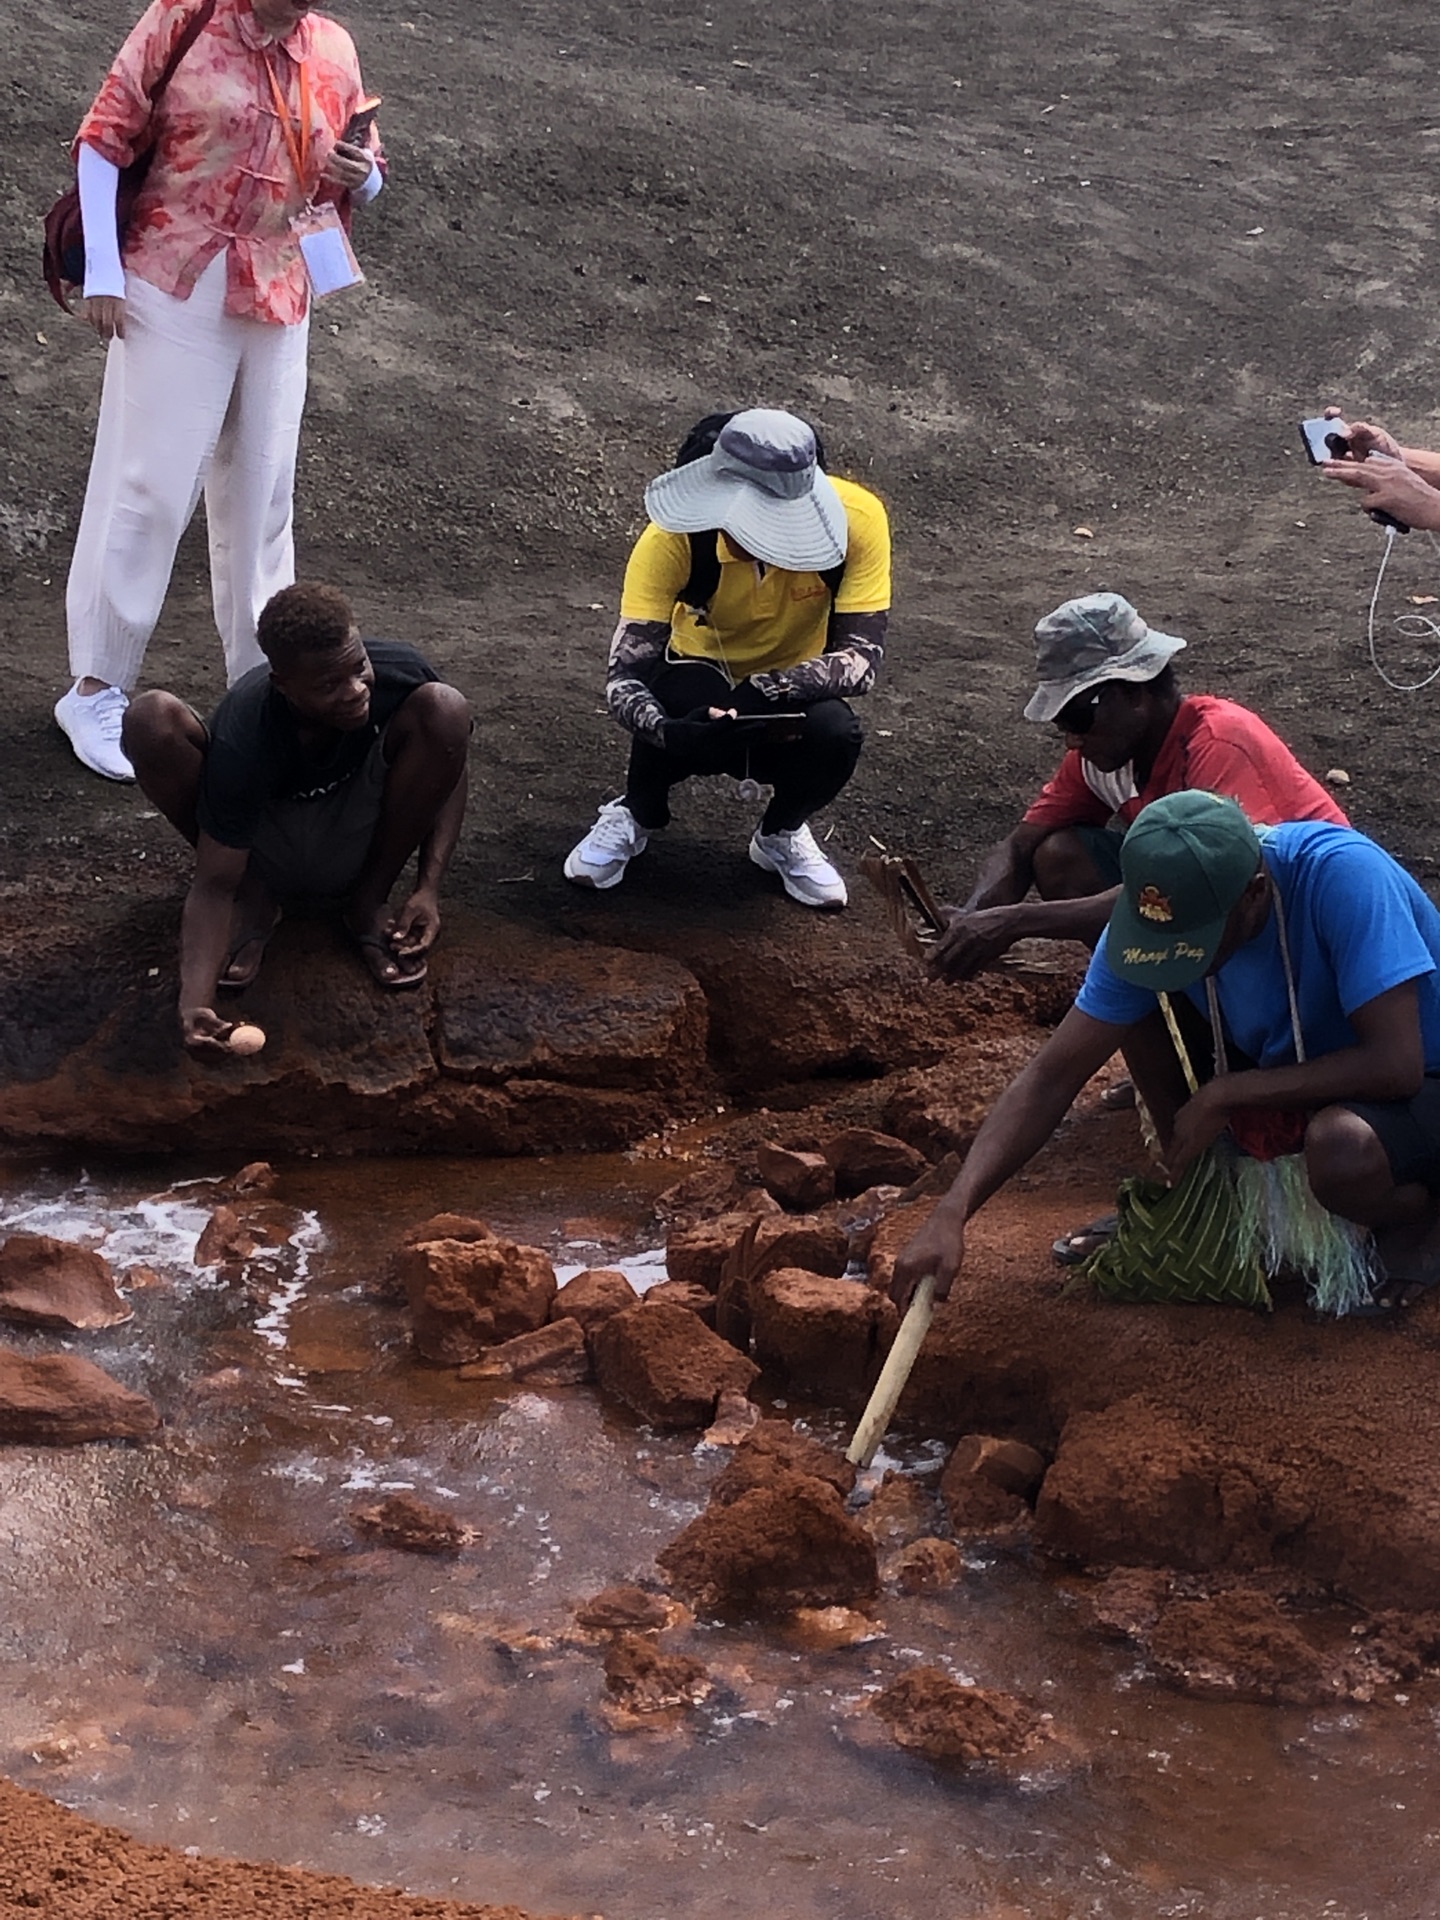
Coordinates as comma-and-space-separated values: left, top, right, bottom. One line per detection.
749, 822, 848, 909
564, 799, 649, 889
55, 683, 134, 781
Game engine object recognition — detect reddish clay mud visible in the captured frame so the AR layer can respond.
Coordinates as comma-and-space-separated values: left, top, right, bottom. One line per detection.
0, 1777, 547, 1920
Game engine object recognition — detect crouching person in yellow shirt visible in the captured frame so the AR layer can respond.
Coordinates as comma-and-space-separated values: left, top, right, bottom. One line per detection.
563, 408, 892, 909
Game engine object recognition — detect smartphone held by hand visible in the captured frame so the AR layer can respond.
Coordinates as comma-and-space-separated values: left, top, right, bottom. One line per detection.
1301, 413, 1410, 533
342, 94, 382, 144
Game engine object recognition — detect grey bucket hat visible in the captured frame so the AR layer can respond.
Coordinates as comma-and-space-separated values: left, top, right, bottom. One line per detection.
1023, 592, 1187, 723
643, 408, 849, 572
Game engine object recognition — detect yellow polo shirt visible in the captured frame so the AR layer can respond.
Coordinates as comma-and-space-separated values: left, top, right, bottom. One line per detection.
618, 475, 891, 679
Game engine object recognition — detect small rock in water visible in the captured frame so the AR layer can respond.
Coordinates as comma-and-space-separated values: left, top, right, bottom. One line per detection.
458, 1316, 590, 1385
785, 1604, 884, 1649
0, 1348, 160, 1444
858, 1471, 940, 1548
592, 1299, 758, 1429
0, 1233, 132, 1330
193, 1205, 264, 1268
551, 1267, 640, 1345
574, 1585, 675, 1634
602, 1631, 712, 1714
889, 1536, 964, 1592
351, 1491, 474, 1554
702, 1387, 760, 1447
659, 1469, 878, 1616
872, 1667, 1046, 1767
229, 1160, 278, 1195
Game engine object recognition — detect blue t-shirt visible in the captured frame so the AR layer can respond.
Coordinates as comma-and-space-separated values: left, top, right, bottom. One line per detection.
1076, 821, 1440, 1069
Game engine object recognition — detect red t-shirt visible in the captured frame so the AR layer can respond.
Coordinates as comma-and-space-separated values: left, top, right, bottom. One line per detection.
1022, 694, 1350, 833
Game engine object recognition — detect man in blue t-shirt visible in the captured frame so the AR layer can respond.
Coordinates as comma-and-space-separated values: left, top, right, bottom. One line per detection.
122, 583, 470, 1056
892, 789, 1440, 1313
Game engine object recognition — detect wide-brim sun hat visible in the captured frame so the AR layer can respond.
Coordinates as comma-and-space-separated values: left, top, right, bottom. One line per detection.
1024, 591, 1188, 723
1105, 789, 1263, 992
644, 407, 849, 572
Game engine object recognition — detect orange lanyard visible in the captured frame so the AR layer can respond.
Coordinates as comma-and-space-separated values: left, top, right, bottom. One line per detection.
263, 52, 312, 192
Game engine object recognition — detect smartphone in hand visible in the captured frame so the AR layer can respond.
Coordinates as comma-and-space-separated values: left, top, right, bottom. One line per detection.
1300, 415, 1409, 533
342, 95, 382, 144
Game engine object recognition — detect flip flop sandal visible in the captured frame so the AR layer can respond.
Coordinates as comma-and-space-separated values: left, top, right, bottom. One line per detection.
351, 930, 428, 990
1051, 1213, 1120, 1266
1099, 1079, 1138, 1111
218, 916, 281, 991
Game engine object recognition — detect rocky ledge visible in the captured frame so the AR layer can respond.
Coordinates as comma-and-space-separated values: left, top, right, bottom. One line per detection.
0, 906, 1078, 1157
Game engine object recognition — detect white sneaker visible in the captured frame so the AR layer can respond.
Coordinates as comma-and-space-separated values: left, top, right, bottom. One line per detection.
564, 800, 649, 889
749, 822, 848, 909
55, 683, 134, 781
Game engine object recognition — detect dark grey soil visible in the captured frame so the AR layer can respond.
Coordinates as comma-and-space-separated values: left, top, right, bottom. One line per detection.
5, 0, 1440, 959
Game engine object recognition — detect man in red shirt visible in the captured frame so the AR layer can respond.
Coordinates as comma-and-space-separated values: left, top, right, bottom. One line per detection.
930, 592, 1348, 981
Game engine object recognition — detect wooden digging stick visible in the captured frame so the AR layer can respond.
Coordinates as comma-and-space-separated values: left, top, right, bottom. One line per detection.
845, 1273, 937, 1468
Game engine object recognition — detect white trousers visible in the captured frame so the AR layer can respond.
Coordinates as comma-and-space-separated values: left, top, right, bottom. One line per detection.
65, 252, 311, 691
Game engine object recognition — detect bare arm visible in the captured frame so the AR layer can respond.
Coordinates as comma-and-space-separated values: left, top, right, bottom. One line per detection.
889, 1006, 1128, 1304
391, 762, 469, 962
929, 823, 1119, 981
1164, 980, 1425, 1182
179, 834, 250, 1053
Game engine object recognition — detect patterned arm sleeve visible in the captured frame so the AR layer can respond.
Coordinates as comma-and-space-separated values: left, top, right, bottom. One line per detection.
749, 611, 888, 704
604, 619, 672, 736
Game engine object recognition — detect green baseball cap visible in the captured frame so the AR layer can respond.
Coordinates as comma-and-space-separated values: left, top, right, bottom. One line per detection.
1105, 790, 1263, 990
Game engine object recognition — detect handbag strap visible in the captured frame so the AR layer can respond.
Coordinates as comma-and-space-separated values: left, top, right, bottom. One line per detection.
145, 0, 218, 112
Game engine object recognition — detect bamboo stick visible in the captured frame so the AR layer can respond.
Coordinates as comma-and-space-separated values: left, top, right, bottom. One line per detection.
845, 1273, 937, 1468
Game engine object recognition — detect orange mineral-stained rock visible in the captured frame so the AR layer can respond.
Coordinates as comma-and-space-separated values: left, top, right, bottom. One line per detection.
0, 1348, 160, 1444
550, 1267, 640, 1348
710, 1419, 856, 1507
942, 1433, 1048, 1514
821, 1126, 928, 1197
592, 1300, 758, 1429
602, 1632, 712, 1713
889, 1536, 965, 1593
643, 1278, 717, 1325
400, 1236, 557, 1367
756, 1142, 836, 1212
192, 1205, 262, 1269
0, 1233, 132, 1331
658, 1469, 878, 1616
574, 1585, 675, 1634
351, 1491, 473, 1554
457, 1316, 590, 1385
872, 1668, 1045, 1766
750, 1267, 898, 1400
666, 1211, 849, 1291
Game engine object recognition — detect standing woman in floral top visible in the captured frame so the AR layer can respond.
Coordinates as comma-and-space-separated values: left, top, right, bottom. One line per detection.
56, 0, 384, 782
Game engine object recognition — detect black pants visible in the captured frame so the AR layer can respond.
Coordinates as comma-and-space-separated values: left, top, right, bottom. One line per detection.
624, 660, 863, 834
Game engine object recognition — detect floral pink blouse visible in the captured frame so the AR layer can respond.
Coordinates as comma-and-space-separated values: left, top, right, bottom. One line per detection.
75, 0, 381, 326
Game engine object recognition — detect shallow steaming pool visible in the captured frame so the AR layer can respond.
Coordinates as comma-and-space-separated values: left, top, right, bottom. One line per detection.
1, 1153, 1438, 1920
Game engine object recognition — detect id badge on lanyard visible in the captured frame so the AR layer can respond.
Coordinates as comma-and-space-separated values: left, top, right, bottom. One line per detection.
266, 54, 365, 299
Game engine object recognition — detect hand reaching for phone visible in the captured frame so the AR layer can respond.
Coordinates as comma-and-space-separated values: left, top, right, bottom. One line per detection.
1323, 407, 1403, 462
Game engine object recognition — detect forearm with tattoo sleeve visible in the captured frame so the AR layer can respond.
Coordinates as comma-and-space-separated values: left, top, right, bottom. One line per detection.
749, 610, 888, 703
604, 619, 672, 736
